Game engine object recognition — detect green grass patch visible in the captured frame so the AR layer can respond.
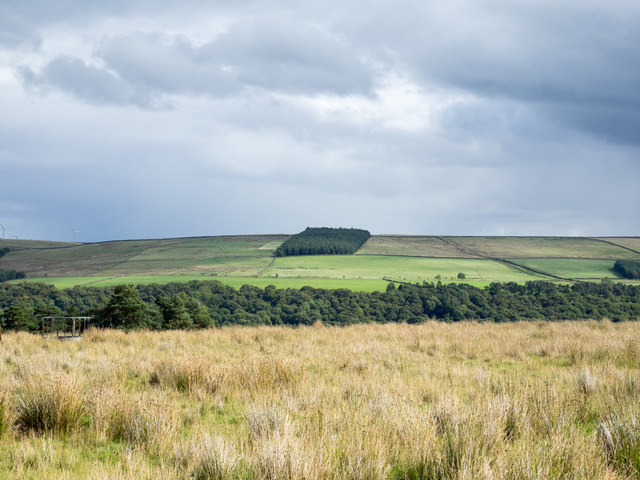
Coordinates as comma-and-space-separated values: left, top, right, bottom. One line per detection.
263, 255, 545, 283
14, 275, 391, 292
509, 259, 618, 279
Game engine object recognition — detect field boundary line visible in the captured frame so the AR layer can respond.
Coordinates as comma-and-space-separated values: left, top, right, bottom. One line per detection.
95, 240, 167, 275
256, 257, 277, 277
591, 238, 640, 256
440, 237, 568, 280
77, 276, 124, 286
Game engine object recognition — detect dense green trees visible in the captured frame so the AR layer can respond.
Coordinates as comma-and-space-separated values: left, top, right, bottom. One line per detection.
0, 248, 25, 282
1, 305, 37, 331
0, 269, 25, 282
98, 285, 152, 329
1, 279, 639, 332
614, 260, 640, 279
274, 227, 371, 256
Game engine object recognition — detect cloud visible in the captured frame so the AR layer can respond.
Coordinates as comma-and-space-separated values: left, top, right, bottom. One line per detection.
0, 5, 41, 48
21, 14, 375, 107
20, 56, 149, 106
1, 0, 639, 241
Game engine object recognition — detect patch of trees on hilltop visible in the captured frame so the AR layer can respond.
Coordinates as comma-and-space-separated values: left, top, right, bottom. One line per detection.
1, 279, 640, 332
614, 260, 640, 280
0, 247, 9, 258
274, 227, 371, 257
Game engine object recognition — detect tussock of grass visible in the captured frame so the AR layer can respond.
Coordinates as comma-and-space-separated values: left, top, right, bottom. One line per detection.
600, 412, 640, 478
0, 386, 8, 437
233, 356, 303, 393
104, 392, 179, 450
173, 432, 240, 479
12, 371, 87, 435
150, 357, 227, 396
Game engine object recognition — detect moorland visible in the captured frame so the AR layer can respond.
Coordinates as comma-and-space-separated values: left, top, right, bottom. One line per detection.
1, 322, 640, 479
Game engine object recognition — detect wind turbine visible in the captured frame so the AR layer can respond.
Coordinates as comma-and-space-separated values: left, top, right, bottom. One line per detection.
71, 228, 81, 242
8, 233, 21, 239
0, 224, 5, 239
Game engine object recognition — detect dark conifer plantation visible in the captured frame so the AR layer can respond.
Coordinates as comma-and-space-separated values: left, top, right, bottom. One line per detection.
614, 260, 640, 279
274, 227, 371, 256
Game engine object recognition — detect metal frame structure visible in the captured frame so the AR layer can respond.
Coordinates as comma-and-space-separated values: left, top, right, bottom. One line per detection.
41, 316, 91, 338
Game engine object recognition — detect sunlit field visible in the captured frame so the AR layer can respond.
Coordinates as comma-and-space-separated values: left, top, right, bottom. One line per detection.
1, 321, 639, 479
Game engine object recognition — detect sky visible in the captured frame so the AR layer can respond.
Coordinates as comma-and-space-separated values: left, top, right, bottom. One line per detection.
0, 0, 639, 242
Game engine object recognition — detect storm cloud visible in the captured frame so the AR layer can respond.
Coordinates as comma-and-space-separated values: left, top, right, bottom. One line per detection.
0, 0, 638, 241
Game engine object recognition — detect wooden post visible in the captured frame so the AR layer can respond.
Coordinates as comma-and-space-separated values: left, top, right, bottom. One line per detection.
72, 318, 76, 337
42, 318, 45, 337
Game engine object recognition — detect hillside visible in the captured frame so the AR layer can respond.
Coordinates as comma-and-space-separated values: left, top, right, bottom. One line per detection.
1, 235, 639, 291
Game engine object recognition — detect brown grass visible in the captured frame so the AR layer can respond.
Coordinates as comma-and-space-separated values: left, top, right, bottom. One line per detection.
0, 321, 639, 478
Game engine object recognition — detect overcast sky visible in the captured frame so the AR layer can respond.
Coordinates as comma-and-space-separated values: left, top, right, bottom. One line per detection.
1, 1, 639, 242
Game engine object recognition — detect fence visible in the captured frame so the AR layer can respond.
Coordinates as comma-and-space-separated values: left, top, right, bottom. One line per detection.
41, 317, 91, 338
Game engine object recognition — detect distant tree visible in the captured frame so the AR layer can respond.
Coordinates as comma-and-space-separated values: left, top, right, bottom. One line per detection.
457, 272, 466, 280
186, 297, 213, 328
163, 292, 194, 330
99, 285, 150, 330
2, 305, 37, 331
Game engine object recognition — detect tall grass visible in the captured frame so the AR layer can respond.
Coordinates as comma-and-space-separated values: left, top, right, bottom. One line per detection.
12, 370, 87, 435
0, 321, 639, 478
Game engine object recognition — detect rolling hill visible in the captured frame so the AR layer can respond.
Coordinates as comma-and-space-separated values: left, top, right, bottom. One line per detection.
1, 235, 639, 291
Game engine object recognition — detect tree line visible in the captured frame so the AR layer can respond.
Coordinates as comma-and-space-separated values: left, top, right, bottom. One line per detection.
0, 248, 26, 282
614, 260, 640, 279
274, 227, 371, 256
1, 279, 639, 332
0, 269, 25, 283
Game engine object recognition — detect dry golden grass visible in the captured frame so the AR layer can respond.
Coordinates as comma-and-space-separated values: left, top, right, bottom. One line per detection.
0, 321, 639, 478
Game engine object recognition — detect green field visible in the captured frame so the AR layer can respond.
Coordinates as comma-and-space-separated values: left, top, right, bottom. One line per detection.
17, 275, 390, 292
263, 255, 543, 283
509, 258, 619, 280
3, 234, 640, 291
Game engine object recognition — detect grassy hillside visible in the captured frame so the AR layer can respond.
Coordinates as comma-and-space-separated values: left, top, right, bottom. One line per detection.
359, 236, 640, 260
2, 235, 639, 290
0, 236, 287, 277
